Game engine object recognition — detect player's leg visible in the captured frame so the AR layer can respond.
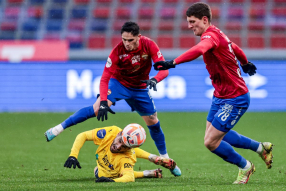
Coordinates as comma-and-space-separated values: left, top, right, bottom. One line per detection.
134, 169, 162, 178
126, 90, 181, 176
134, 148, 176, 170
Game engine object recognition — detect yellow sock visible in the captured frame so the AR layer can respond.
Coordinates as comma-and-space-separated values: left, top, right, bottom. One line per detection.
134, 148, 150, 160
134, 171, 144, 178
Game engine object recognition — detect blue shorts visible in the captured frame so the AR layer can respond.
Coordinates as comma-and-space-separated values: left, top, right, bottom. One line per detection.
207, 93, 250, 132
106, 78, 156, 116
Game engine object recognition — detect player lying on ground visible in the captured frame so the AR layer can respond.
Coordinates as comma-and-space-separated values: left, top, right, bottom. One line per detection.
153, 2, 273, 184
63, 123, 177, 182
45, 21, 181, 176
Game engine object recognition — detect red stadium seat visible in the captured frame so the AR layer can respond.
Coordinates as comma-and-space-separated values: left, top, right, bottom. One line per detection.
116, 7, 131, 19
207, 0, 222, 3
180, 21, 189, 31
228, 34, 242, 47
8, 0, 23, 3
248, 21, 265, 31
43, 33, 61, 40
270, 34, 286, 48
27, 6, 43, 19
163, 0, 179, 3
113, 20, 126, 31
227, 7, 244, 19
271, 23, 286, 32
159, 21, 174, 31
211, 6, 221, 19
249, 7, 265, 19
5, 7, 21, 19
229, 0, 245, 2
247, 34, 265, 48
157, 35, 173, 48
111, 35, 122, 47
140, 0, 156, 3
0, 21, 17, 31
96, 0, 112, 3
88, 34, 106, 49
74, 0, 90, 4
250, 0, 266, 3
274, 0, 286, 3
179, 35, 196, 48
138, 7, 154, 19
160, 7, 176, 19
93, 7, 110, 19
68, 19, 86, 31
119, 0, 134, 3
185, 0, 199, 2
272, 7, 286, 17
225, 22, 242, 30
137, 20, 152, 31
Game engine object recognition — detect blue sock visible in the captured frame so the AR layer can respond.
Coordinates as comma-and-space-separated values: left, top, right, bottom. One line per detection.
147, 121, 167, 155
61, 106, 95, 129
212, 140, 247, 168
223, 130, 260, 152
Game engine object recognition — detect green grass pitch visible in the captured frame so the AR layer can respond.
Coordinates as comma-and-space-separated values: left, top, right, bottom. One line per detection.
1, 112, 286, 190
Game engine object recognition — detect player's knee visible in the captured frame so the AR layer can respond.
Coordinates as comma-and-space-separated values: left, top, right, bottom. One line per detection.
204, 137, 216, 151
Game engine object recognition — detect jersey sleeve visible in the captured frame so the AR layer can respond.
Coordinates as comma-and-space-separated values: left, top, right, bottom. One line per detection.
92, 128, 109, 145
69, 130, 94, 158
113, 157, 135, 182
174, 39, 214, 64
231, 42, 248, 65
100, 48, 120, 101
149, 39, 169, 82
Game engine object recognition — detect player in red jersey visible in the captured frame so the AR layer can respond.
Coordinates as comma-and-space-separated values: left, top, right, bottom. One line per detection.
45, 21, 181, 176
154, 2, 273, 184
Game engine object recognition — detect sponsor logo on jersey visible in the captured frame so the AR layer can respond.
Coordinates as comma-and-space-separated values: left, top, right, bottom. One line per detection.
108, 89, 111, 95
131, 55, 140, 64
202, 35, 211, 39
119, 54, 128, 59
103, 155, 114, 170
97, 129, 106, 139
124, 163, 132, 168
106, 57, 112, 68
142, 52, 148, 60
157, 51, 162, 58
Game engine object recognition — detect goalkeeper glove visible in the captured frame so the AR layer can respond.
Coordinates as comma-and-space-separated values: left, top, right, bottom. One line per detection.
153, 60, 175, 70
141, 78, 158, 91
241, 61, 257, 76
64, 156, 81, 169
95, 177, 115, 183
97, 101, 115, 121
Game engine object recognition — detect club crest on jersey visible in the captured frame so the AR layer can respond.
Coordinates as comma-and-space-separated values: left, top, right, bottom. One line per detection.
106, 57, 112, 68
107, 89, 111, 95
142, 52, 148, 60
131, 55, 140, 64
97, 129, 106, 139
202, 35, 211, 39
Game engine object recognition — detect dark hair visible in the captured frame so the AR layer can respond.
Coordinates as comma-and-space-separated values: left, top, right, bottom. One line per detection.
186, 2, 212, 23
121, 21, 140, 36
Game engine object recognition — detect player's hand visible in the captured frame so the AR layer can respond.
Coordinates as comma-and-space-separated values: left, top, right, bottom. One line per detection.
153, 60, 175, 70
241, 61, 257, 76
64, 156, 81, 169
95, 177, 115, 183
141, 78, 158, 91
97, 101, 115, 121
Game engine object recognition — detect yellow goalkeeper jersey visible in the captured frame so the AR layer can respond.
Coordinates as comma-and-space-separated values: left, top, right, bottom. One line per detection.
69, 126, 136, 182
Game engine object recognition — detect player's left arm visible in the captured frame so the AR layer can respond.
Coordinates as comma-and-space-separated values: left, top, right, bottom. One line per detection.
113, 158, 135, 182
232, 42, 257, 76
64, 130, 94, 169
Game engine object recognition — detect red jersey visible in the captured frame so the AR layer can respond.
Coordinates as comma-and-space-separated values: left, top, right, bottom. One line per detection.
100, 36, 168, 101
175, 25, 248, 99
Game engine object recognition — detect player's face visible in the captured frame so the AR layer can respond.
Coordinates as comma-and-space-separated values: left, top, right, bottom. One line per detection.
121, 32, 141, 51
187, 16, 209, 36
110, 132, 130, 153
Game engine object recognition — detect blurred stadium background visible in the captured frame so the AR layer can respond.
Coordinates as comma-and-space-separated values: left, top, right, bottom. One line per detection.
0, 0, 285, 112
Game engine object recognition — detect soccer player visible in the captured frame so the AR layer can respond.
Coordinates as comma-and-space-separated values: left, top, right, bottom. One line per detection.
153, 2, 273, 184
45, 21, 181, 176
63, 123, 177, 182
